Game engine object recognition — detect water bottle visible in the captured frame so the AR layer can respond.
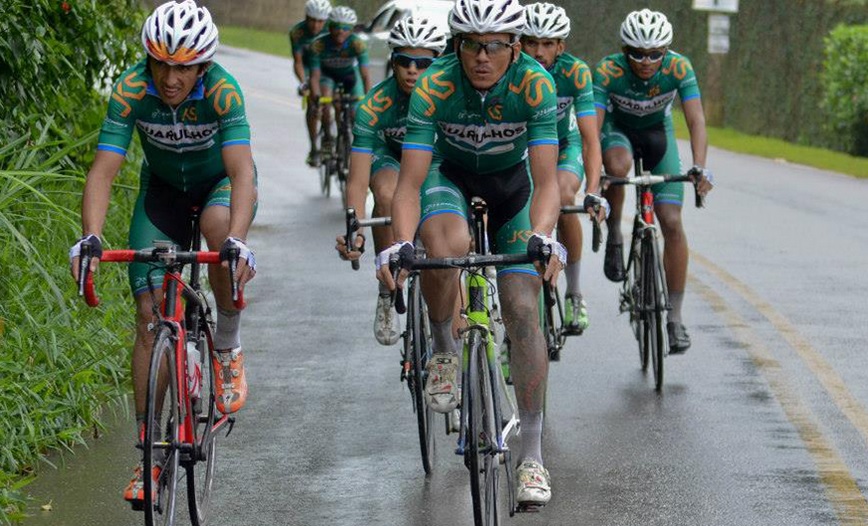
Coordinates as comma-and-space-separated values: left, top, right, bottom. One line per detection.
186, 338, 202, 401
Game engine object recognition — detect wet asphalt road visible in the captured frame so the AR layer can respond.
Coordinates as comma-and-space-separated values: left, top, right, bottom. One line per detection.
24, 47, 868, 526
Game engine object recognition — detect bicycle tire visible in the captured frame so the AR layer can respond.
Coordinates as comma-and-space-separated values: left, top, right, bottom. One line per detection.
467, 331, 500, 526
186, 318, 218, 526
628, 229, 649, 372
144, 326, 181, 526
642, 237, 665, 391
407, 277, 435, 474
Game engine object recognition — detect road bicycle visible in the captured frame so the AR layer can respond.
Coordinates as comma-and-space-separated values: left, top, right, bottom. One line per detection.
77, 208, 244, 526
536, 205, 603, 362
604, 159, 704, 391
389, 198, 548, 525
344, 209, 439, 475
317, 86, 358, 206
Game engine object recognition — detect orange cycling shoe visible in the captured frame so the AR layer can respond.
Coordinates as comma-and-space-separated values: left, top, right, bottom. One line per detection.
123, 464, 161, 509
213, 347, 248, 413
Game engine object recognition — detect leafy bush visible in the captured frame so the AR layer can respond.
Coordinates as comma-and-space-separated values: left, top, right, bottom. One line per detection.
821, 24, 868, 156
0, 0, 147, 521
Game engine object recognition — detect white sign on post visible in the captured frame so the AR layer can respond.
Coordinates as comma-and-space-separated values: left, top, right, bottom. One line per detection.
708, 13, 730, 53
692, 0, 739, 13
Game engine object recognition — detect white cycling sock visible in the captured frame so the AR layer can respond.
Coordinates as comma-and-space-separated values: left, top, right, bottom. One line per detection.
668, 291, 684, 324
214, 307, 241, 350
565, 260, 582, 297
519, 411, 543, 465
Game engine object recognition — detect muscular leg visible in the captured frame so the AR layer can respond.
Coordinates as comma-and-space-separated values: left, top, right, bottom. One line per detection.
320, 85, 334, 142
556, 169, 583, 294
370, 168, 398, 255
201, 205, 244, 349
601, 146, 632, 245
133, 291, 161, 419
499, 273, 547, 464
306, 104, 319, 153
419, 213, 470, 352
655, 203, 688, 323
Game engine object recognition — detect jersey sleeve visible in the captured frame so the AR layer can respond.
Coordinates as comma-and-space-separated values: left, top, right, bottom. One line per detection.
670, 55, 701, 102
352, 87, 389, 153
97, 73, 148, 156
204, 73, 251, 147
592, 58, 624, 110
572, 60, 596, 118
402, 70, 446, 153
525, 70, 559, 147
289, 26, 303, 56
352, 36, 369, 67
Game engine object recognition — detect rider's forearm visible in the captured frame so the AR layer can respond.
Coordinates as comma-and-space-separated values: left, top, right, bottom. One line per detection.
225, 155, 257, 240
579, 116, 602, 195
310, 70, 321, 97
683, 98, 708, 168
81, 150, 124, 238
347, 151, 372, 222
528, 144, 560, 235
360, 66, 371, 94
390, 182, 420, 243
293, 56, 305, 85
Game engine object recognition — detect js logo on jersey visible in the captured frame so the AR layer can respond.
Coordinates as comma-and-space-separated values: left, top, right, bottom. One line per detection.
487, 103, 503, 121
595, 60, 624, 87
662, 57, 692, 80
182, 107, 198, 122
506, 230, 533, 244
360, 89, 393, 126
206, 78, 243, 116
647, 85, 661, 98
509, 70, 554, 107
112, 72, 148, 118
562, 62, 591, 90
415, 71, 455, 117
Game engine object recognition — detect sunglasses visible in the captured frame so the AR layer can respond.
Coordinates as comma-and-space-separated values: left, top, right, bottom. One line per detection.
459, 38, 514, 56
392, 53, 435, 70
626, 49, 665, 63
329, 22, 353, 31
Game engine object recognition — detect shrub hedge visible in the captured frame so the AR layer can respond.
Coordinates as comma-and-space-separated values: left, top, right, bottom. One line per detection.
821, 24, 868, 156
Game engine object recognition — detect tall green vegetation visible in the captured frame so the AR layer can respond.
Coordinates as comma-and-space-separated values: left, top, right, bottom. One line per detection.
0, 0, 146, 521
821, 24, 868, 156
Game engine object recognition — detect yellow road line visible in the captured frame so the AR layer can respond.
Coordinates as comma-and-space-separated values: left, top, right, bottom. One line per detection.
691, 276, 868, 524
691, 252, 868, 452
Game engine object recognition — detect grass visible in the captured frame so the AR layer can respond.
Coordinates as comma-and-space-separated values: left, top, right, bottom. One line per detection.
218, 24, 868, 179
671, 111, 868, 178
220, 25, 292, 59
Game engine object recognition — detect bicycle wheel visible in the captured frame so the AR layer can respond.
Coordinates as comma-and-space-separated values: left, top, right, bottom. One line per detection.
144, 326, 181, 526
627, 230, 648, 372
407, 277, 435, 474
466, 331, 499, 526
642, 237, 665, 391
186, 323, 217, 525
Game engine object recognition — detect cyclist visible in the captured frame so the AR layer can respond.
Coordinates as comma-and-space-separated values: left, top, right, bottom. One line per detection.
308, 6, 372, 155
289, 0, 332, 166
520, 3, 606, 336
376, 0, 604, 506
336, 16, 447, 345
594, 8, 713, 354
68, 0, 257, 506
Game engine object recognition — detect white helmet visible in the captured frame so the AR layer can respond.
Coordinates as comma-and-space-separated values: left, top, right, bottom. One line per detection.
329, 6, 357, 25
449, 0, 526, 37
388, 16, 448, 53
523, 3, 570, 40
305, 0, 332, 20
141, 0, 219, 65
620, 9, 672, 49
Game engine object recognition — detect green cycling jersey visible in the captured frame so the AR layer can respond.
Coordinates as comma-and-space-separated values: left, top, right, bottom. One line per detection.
549, 52, 595, 144
351, 75, 409, 159
593, 51, 700, 130
308, 33, 369, 80
97, 59, 251, 190
403, 52, 559, 173
289, 20, 328, 68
